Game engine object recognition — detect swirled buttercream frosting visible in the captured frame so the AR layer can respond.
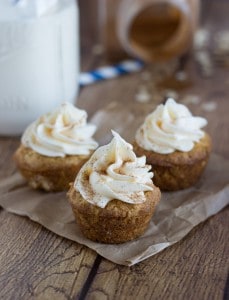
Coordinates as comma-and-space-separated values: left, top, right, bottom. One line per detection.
22, 102, 98, 157
74, 131, 154, 208
135, 98, 207, 154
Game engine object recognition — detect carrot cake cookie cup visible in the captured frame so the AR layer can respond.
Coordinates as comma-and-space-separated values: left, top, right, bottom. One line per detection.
68, 131, 161, 244
14, 102, 98, 192
134, 98, 211, 191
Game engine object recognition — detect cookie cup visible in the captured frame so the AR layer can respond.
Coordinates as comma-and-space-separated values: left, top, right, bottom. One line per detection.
133, 133, 211, 191
14, 145, 93, 192
68, 184, 161, 244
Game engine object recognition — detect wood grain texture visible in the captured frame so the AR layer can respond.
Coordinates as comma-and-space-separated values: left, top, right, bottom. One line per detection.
86, 208, 229, 300
0, 211, 97, 300
0, 140, 97, 300
0, 0, 228, 299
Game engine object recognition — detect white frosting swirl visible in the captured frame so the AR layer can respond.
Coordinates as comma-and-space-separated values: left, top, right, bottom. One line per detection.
75, 131, 154, 208
22, 102, 98, 157
136, 98, 207, 154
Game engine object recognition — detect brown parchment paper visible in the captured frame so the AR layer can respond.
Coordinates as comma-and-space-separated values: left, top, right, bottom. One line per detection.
0, 103, 228, 266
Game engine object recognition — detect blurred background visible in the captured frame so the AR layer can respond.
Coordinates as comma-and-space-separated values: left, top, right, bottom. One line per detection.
79, 0, 229, 72
0, 0, 228, 135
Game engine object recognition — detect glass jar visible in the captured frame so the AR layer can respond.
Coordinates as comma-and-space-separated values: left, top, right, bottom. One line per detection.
99, 0, 200, 62
0, 0, 79, 135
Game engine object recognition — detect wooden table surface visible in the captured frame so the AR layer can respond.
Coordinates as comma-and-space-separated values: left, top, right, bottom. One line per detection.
0, 1, 228, 299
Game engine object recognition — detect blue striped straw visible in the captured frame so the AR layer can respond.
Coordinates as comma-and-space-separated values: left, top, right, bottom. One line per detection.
79, 59, 144, 86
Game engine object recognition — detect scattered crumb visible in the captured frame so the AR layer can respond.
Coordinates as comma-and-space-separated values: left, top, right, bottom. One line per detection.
135, 87, 151, 103
214, 31, 229, 54
107, 101, 118, 110
201, 101, 217, 112
182, 95, 201, 105
193, 28, 215, 77
194, 29, 229, 68
140, 71, 152, 81
175, 71, 188, 82
194, 28, 210, 50
164, 90, 179, 100
148, 59, 179, 81
92, 44, 104, 56
195, 51, 213, 77
213, 30, 229, 66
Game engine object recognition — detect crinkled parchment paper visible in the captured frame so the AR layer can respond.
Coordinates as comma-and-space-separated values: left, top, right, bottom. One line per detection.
0, 103, 228, 266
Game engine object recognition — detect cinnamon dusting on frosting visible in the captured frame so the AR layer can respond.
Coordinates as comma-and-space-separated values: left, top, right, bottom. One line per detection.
74, 131, 154, 208
22, 102, 98, 157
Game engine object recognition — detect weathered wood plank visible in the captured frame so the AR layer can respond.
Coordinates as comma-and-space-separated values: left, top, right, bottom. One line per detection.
0, 0, 228, 299
86, 208, 229, 300
0, 138, 98, 300
0, 210, 97, 300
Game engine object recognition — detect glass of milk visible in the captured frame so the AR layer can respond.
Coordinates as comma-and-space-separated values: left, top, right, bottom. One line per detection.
0, 0, 79, 135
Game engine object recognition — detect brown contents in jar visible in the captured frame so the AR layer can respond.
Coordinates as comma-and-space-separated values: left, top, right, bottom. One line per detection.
129, 4, 181, 60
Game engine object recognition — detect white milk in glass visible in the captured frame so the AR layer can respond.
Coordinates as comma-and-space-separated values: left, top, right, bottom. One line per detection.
0, 0, 79, 135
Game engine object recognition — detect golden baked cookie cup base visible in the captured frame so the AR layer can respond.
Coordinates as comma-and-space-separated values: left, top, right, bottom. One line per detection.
68, 184, 161, 244
133, 134, 212, 191
14, 145, 92, 192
